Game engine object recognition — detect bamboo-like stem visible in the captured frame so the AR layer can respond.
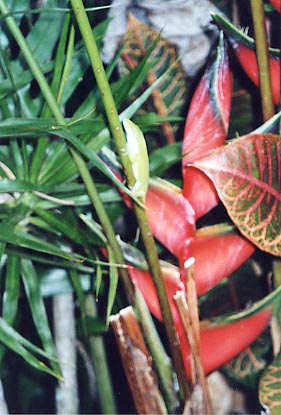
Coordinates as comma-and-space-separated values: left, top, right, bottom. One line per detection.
70, 0, 190, 400
84, 294, 117, 414
72, 151, 135, 301
69, 0, 134, 184
250, 0, 275, 120
134, 288, 177, 413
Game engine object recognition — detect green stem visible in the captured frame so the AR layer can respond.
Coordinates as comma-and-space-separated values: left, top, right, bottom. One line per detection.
71, 150, 135, 300
70, 0, 190, 401
69, 0, 135, 184
0, 1, 65, 125
250, 0, 275, 121
84, 294, 117, 414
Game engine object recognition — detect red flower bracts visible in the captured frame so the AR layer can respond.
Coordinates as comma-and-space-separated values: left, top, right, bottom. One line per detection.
230, 41, 280, 105
182, 33, 232, 219
128, 262, 185, 331
179, 308, 272, 377
269, 0, 281, 12
180, 233, 255, 295
145, 179, 195, 258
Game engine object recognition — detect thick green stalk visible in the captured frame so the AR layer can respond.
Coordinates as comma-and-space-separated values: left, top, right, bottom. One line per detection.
250, 0, 275, 120
70, 0, 190, 400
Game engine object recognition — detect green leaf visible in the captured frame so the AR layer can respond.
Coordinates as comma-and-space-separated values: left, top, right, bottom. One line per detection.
106, 248, 119, 328
69, 269, 87, 335
3, 254, 20, 326
203, 282, 281, 327
0, 225, 85, 262
34, 207, 85, 245
21, 259, 61, 374
39, 267, 91, 297
149, 142, 182, 176
0, 317, 62, 379
259, 352, 281, 414
193, 133, 281, 256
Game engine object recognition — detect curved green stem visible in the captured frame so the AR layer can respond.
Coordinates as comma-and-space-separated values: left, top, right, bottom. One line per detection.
70, 0, 190, 401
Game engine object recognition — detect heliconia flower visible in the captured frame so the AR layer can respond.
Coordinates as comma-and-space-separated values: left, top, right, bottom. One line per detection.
129, 258, 271, 377
182, 32, 232, 219
269, 0, 281, 12
213, 14, 281, 105
145, 178, 196, 257
178, 233, 255, 295
128, 262, 186, 332
179, 308, 272, 377
128, 233, 254, 325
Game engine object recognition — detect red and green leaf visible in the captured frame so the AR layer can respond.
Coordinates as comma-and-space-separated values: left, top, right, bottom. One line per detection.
193, 133, 281, 256
182, 32, 232, 219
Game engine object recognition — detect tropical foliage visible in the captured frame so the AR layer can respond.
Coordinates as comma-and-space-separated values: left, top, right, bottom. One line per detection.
0, 0, 280, 413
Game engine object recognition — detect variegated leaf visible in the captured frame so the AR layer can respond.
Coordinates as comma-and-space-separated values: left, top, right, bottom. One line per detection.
119, 14, 188, 144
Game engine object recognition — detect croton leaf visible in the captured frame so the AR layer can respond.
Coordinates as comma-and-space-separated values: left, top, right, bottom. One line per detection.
193, 133, 281, 256
118, 13, 187, 144
223, 333, 270, 388
259, 352, 281, 415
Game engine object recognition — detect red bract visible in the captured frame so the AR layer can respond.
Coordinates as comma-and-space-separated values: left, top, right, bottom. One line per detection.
182, 33, 232, 219
269, 0, 281, 12
128, 234, 254, 323
179, 308, 272, 377
231, 41, 280, 105
145, 179, 195, 257
128, 262, 185, 331
179, 233, 255, 295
